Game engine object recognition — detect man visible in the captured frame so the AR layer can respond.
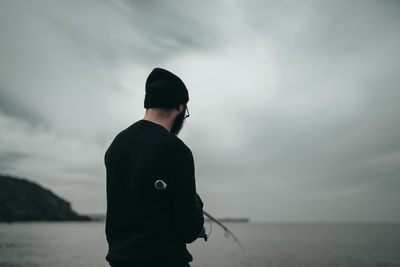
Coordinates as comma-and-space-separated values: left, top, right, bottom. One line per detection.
104, 68, 205, 267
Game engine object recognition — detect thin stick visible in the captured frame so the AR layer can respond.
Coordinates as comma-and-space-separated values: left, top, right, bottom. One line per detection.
203, 210, 244, 250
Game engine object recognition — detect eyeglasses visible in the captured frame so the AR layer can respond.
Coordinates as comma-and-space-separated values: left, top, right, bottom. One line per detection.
184, 105, 190, 119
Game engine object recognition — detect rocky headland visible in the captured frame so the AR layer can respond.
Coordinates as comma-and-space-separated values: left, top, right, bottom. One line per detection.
0, 174, 90, 222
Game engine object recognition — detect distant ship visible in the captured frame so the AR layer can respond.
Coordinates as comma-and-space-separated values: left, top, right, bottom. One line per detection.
205, 217, 250, 223
86, 215, 250, 223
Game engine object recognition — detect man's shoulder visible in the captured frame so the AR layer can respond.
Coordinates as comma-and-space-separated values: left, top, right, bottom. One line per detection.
113, 119, 165, 140
166, 134, 188, 149
165, 134, 192, 156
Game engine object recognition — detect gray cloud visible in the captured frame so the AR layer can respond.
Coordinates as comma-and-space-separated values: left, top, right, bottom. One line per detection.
0, 0, 399, 221
0, 151, 29, 173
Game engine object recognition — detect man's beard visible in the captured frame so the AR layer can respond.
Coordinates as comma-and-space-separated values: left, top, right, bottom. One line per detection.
170, 109, 185, 135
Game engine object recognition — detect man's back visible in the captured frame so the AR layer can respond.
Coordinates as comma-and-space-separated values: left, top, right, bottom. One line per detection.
104, 119, 204, 266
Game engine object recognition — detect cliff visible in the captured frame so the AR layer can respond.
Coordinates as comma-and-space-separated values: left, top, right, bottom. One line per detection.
0, 174, 91, 222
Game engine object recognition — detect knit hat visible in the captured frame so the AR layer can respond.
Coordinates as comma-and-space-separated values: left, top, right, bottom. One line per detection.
144, 68, 189, 108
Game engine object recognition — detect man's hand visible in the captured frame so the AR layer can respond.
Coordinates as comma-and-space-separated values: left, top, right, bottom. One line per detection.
198, 226, 207, 241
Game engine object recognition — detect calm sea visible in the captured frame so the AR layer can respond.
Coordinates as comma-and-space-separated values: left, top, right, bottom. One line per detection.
0, 222, 399, 267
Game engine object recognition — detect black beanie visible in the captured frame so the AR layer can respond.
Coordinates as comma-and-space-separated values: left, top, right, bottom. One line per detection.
144, 68, 189, 108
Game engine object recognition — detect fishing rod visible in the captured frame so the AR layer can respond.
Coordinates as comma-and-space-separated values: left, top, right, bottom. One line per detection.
202, 210, 244, 250
154, 180, 243, 249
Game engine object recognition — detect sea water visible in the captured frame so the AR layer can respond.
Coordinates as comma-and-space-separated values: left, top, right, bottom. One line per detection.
0, 222, 399, 267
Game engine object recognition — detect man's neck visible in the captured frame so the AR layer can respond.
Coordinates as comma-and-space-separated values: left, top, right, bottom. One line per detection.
143, 113, 173, 133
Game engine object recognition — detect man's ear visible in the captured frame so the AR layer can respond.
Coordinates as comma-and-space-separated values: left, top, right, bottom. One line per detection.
176, 104, 184, 112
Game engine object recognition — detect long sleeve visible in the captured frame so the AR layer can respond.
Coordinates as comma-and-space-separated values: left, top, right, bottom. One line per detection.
168, 141, 204, 244
105, 119, 202, 264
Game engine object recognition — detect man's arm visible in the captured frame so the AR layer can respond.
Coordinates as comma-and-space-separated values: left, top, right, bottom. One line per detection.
169, 141, 204, 244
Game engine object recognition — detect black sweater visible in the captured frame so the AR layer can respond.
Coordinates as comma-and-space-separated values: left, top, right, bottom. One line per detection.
104, 119, 204, 265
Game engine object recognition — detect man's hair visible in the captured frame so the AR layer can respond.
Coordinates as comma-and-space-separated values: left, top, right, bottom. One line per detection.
146, 105, 181, 119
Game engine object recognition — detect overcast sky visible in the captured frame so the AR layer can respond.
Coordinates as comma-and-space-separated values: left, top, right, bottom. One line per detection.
1, 0, 399, 222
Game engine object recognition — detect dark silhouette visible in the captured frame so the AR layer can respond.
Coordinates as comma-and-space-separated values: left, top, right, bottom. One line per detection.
104, 68, 205, 267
